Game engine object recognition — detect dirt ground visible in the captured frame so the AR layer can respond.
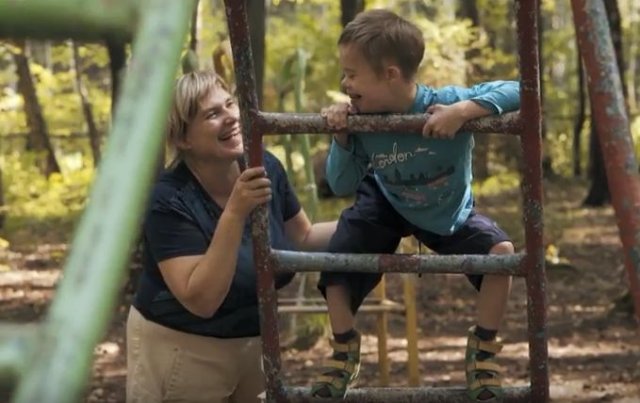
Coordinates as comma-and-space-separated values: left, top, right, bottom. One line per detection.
1, 179, 639, 402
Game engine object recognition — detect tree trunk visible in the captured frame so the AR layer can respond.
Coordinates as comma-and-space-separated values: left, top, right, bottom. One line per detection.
248, 0, 265, 107
12, 39, 60, 176
539, 5, 554, 177
481, 2, 521, 173
457, 0, 489, 179
0, 167, 5, 230
341, 0, 365, 27
627, 0, 639, 112
106, 38, 127, 118
456, 0, 479, 33
605, 0, 626, 99
583, 123, 610, 206
181, 0, 201, 74
573, 43, 585, 177
583, 0, 625, 206
71, 41, 101, 166
29, 40, 51, 69
190, 0, 200, 53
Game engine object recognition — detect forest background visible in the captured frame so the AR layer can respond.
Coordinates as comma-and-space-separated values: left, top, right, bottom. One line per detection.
1, 0, 640, 242
1, 1, 640, 401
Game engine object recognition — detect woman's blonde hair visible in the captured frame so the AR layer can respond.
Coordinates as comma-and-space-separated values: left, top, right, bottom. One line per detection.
166, 70, 229, 166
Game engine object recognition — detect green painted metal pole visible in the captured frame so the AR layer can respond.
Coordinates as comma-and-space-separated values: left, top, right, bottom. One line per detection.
0, 0, 138, 41
292, 49, 318, 222
277, 95, 297, 182
0, 325, 38, 389
11, 1, 196, 402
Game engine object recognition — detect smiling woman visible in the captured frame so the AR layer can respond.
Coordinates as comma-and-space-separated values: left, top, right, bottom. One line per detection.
126, 70, 337, 403
167, 71, 244, 165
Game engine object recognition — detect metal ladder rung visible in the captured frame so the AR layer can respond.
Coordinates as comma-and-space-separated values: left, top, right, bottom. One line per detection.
278, 297, 386, 304
259, 111, 522, 135
272, 250, 525, 276
278, 299, 405, 314
270, 386, 530, 402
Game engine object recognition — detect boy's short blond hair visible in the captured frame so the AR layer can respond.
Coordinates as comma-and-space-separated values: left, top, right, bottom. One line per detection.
339, 9, 424, 80
167, 71, 228, 164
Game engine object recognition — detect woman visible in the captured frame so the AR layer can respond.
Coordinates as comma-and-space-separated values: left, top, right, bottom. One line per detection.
126, 70, 335, 403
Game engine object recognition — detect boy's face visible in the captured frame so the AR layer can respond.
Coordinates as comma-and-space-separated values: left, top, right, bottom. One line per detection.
339, 43, 398, 113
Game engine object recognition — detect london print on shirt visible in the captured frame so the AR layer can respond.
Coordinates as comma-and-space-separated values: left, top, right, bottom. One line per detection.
370, 141, 457, 207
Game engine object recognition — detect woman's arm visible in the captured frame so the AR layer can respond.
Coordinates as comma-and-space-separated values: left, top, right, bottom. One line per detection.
284, 210, 337, 252
158, 167, 272, 318
158, 210, 246, 318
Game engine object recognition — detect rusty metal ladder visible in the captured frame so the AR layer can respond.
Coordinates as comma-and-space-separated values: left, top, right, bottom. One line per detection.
224, 1, 549, 402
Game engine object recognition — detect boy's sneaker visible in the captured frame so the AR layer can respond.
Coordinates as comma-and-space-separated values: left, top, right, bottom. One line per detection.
466, 326, 504, 402
310, 332, 361, 398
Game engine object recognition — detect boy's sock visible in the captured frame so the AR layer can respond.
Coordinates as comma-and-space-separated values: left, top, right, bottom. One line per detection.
334, 329, 358, 343
473, 326, 497, 361
473, 325, 497, 341
332, 329, 359, 360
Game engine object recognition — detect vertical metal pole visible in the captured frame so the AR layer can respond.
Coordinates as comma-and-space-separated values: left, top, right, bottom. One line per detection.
516, 1, 550, 401
374, 280, 390, 386
224, 1, 286, 402
571, 0, 640, 324
11, 1, 195, 402
403, 274, 420, 386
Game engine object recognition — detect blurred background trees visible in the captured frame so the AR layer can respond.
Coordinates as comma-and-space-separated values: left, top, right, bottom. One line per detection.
1, 0, 639, 244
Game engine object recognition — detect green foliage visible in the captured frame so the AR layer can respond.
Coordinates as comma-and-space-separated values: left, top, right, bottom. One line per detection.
181, 49, 200, 73
1, 152, 93, 244
2, 0, 640, 245
416, 17, 480, 86
0, 42, 112, 136
0, 41, 111, 242
0, 44, 27, 135
546, 128, 577, 176
192, 0, 233, 78
265, 2, 342, 113
631, 116, 640, 156
472, 171, 520, 197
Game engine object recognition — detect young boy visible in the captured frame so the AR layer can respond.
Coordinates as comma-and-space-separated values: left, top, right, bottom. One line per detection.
313, 9, 519, 402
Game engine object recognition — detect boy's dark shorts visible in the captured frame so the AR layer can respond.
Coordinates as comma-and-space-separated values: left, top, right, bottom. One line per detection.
318, 174, 511, 314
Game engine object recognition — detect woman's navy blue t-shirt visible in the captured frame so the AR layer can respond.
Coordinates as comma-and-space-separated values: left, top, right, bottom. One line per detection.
133, 152, 300, 338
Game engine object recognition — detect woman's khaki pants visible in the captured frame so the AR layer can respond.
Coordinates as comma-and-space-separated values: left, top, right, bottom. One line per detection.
126, 306, 265, 403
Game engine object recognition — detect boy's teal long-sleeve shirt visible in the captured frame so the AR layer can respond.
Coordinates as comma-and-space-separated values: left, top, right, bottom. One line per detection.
325, 80, 520, 235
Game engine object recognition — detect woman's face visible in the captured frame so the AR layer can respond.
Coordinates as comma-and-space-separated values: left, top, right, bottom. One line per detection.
180, 87, 244, 162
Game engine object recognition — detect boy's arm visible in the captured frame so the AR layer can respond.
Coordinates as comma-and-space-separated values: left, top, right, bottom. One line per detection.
326, 135, 369, 196
461, 80, 520, 114
423, 80, 520, 138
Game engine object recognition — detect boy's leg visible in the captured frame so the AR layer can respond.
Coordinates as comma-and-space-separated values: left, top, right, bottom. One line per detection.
416, 211, 512, 401
477, 242, 513, 333
313, 175, 408, 398
325, 284, 356, 334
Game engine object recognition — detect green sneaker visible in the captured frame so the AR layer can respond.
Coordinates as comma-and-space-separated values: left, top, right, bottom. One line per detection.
466, 327, 504, 402
310, 333, 361, 398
